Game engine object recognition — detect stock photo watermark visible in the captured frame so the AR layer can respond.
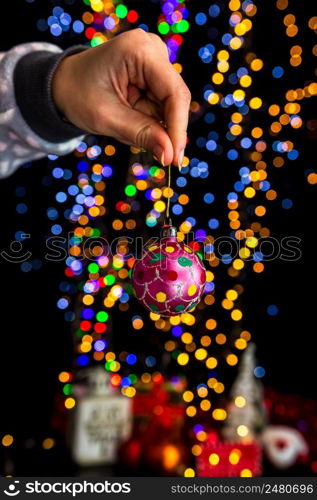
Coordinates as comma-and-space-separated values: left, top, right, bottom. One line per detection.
0, 232, 302, 265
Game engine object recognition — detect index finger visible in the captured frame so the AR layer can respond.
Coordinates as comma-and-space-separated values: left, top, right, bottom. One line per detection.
142, 41, 191, 167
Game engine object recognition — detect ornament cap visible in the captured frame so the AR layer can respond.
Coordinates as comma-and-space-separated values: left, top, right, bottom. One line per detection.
161, 222, 177, 238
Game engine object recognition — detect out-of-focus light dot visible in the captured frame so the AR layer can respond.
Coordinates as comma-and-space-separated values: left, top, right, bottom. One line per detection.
255, 205, 266, 216
269, 104, 280, 116
288, 149, 299, 159
42, 438, 55, 450
127, 10, 139, 23
94, 339, 107, 352
272, 66, 284, 78
59, 371, 71, 383
96, 311, 108, 322
113, 219, 123, 230
286, 24, 298, 37
176, 176, 187, 187
227, 354, 238, 365
240, 74, 252, 87
267, 304, 278, 315
228, 149, 238, 160
172, 204, 183, 215
209, 453, 220, 465
254, 262, 264, 273
57, 298, 69, 310
237, 424, 248, 437
125, 184, 137, 197
145, 356, 156, 367
2, 435, 13, 447
208, 218, 219, 229
241, 137, 252, 148
229, 449, 241, 465
183, 390, 194, 402
56, 192, 67, 203
205, 112, 215, 123
230, 37, 243, 50
195, 348, 207, 361
51, 224, 62, 235
102, 165, 113, 177
246, 236, 258, 248
282, 198, 293, 209
65, 397, 76, 409
204, 193, 214, 204
52, 167, 63, 178
226, 289, 238, 300
206, 357, 218, 369
209, 4, 220, 17
277, 0, 288, 10
233, 258, 244, 270
50, 24, 62, 36
125, 387, 136, 398
178, 353, 189, 366
240, 469, 253, 477
307, 173, 317, 184
158, 21, 169, 35
186, 406, 197, 417
215, 333, 226, 344
21, 262, 32, 273
77, 354, 89, 366
254, 366, 265, 378
250, 58, 263, 71
212, 408, 227, 420
235, 338, 247, 350
235, 396, 246, 408
138, 24, 149, 32
249, 97, 262, 109
176, 20, 190, 33
196, 13, 207, 25
115, 4, 128, 18
212, 72, 224, 84
207, 91, 220, 104
192, 444, 202, 456
184, 468, 195, 477
73, 20, 84, 33
231, 309, 242, 321
206, 318, 217, 330
105, 144, 116, 156
200, 400, 211, 411
16, 203, 27, 214
126, 353, 137, 365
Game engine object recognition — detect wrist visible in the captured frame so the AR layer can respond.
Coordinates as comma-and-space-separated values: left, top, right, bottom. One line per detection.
14, 45, 87, 143
52, 54, 75, 121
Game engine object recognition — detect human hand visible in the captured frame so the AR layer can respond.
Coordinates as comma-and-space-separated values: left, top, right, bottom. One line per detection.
52, 29, 191, 168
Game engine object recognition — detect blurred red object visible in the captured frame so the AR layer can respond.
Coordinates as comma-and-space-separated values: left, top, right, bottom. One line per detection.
197, 434, 262, 477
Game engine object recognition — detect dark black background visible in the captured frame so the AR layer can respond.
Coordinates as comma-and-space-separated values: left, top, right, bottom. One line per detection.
0, 0, 316, 476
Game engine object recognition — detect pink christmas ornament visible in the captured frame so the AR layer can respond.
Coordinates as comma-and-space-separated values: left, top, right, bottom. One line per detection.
132, 225, 206, 316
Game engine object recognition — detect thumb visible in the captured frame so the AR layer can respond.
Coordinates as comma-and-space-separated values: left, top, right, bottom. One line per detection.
110, 106, 174, 166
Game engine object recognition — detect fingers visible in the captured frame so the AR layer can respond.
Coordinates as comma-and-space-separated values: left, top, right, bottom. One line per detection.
108, 105, 174, 165
132, 97, 163, 122
164, 87, 190, 168
121, 29, 191, 167
127, 84, 163, 121
140, 38, 191, 167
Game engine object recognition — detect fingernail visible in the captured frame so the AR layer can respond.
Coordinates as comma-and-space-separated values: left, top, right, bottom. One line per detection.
153, 146, 165, 166
178, 149, 185, 172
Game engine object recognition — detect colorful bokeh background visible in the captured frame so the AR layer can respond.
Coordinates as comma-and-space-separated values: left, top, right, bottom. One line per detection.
0, 0, 316, 477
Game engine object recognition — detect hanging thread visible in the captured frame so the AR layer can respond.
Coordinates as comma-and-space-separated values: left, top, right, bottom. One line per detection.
166, 163, 172, 221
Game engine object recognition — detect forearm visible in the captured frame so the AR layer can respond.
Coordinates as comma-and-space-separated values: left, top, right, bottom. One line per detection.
0, 42, 86, 178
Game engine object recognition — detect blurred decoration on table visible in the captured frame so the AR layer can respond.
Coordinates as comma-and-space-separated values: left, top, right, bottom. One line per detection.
71, 367, 132, 466
1, 0, 316, 477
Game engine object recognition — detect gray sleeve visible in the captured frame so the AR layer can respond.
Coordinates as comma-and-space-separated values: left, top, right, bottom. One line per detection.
0, 42, 85, 178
